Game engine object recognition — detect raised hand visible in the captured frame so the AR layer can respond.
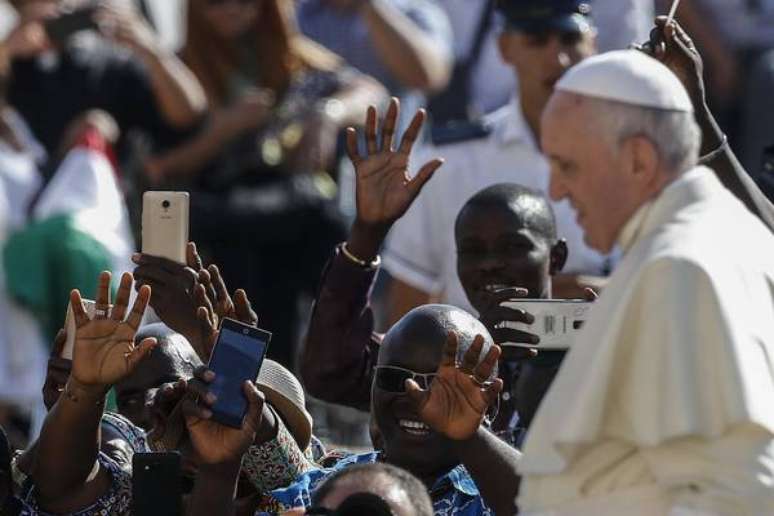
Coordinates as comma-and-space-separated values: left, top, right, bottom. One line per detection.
345, 98, 443, 256
132, 245, 203, 352
70, 271, 156, 389
635, 18, 704, 105
477, 287, 539, 362
181, 367, 269, 466
406, 332, 503, 441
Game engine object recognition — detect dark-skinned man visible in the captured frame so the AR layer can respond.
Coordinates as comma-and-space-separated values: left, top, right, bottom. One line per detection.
301, 98, 578, 446
381, 0, 611, 323
185, 303, 519, 515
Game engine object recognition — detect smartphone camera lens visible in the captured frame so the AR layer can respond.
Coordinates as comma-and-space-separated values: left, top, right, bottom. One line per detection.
162, 200, 171, 209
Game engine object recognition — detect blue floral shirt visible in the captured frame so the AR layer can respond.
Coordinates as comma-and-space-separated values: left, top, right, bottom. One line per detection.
256, 451, 493, 515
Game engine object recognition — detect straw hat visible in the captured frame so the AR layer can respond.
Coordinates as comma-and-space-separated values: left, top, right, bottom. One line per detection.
257, 359, 313, 452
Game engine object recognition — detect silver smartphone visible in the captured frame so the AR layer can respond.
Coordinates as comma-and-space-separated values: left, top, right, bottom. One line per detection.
498, 299, 592, 349
141, 192, 190, 264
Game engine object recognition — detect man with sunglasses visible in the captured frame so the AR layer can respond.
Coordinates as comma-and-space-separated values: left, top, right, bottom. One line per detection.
381, 0, 611, 324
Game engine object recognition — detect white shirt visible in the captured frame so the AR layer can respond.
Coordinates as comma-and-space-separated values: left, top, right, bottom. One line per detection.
383, 99, 609, 314
517, 167, 774, 515
437, 0, 517, 115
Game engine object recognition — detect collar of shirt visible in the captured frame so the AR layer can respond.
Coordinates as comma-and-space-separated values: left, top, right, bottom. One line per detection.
489, 97, 538, 150
617, 167, 713, 253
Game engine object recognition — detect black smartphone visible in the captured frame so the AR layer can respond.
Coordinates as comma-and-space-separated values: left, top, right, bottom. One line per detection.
44, 6, 99, 46
131, 452, 182, 516
207, 318, 271, 428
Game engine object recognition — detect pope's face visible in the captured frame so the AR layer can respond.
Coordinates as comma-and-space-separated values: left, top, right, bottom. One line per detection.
541, 92, 638, 253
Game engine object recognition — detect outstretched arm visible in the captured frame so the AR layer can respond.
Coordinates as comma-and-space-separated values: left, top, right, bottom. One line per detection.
33, 272, 156, 511
301, 98, 443, 407
645, 17, 774, 232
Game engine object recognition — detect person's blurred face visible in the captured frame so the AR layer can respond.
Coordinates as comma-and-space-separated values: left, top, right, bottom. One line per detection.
498, 27, 596, 112
456, 204, 556, 313
202, 0, 261, 40
115, 336, 196, 430
541, 92, 645, 253
371, 331, 456, 479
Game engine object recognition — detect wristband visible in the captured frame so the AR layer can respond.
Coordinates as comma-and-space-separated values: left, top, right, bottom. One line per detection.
341, 242, 381, 269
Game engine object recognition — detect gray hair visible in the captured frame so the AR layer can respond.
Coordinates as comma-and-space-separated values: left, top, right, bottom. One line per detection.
583, 96, 701, 175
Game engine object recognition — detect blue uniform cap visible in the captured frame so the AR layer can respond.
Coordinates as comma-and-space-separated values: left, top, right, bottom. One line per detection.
496, 0, 594, 34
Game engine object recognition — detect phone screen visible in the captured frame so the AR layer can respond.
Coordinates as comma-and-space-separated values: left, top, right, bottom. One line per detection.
208, 322, 270, 428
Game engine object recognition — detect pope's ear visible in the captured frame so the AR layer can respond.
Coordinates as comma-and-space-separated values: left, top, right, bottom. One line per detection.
550, 239, 568, 275
627, 135, 661, 182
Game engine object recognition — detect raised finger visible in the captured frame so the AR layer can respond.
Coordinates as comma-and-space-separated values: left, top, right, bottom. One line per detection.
345, 127, 362, 165
407, 158, 443, 197
397, 109, 426, 155
365, 105, 378, 155
209, 265, 232, 308
482, 305, 535, 326
472, 343, 500, 383
234, 290, 257, 326
126, 283, 150, 330
460, 334, 484, 374
126, 337, 157, 373
242, 381, 266, 432
70, 289, 89, 328
187, 242, 204, 271
380, 97, 399, 152
441, 331, 459, 368
52, 329, 67, 357
111, 272, 133, 321
95, 271, 111, 318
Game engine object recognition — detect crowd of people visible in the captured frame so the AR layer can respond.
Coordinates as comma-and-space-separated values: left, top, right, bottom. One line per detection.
0, 0, 773, 515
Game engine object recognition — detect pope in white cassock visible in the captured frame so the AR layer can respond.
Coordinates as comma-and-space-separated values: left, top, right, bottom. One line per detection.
515, 50, 774, 515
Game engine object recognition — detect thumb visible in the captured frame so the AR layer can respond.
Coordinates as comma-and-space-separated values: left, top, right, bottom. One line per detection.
126, 337, 157, 372
242, 381, 265, 434
405, 378, 430, 413
408, 158, 444, 198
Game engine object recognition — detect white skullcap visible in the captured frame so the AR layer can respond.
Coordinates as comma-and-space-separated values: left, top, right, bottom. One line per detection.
555, 49, 694, 112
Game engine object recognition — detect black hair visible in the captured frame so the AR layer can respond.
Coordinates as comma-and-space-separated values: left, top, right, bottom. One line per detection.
311, 462, 433, 516
455, 183, 558, 241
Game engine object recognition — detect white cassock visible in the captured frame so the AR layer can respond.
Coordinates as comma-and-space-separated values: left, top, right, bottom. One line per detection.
516, 166, 774, 516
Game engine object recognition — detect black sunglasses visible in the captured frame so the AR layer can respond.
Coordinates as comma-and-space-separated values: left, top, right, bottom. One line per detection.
307, 493, 395, 516
374, 365, 437, 393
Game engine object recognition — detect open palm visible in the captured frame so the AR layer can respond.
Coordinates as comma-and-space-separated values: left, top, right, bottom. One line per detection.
346, 98, 444, 229
407, 333, 503, 441
70, 271, 156, 388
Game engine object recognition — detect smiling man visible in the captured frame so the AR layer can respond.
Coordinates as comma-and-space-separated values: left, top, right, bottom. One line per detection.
515, 48, 774, 515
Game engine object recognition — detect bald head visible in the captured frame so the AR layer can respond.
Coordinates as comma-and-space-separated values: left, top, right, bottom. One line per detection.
312, 463, 433, 516
379, 305, 495, 374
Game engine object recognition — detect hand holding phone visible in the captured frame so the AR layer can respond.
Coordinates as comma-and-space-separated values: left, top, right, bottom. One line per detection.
44, 5, 98, 46
498, 299, 592, 349
141, 191, 190, 264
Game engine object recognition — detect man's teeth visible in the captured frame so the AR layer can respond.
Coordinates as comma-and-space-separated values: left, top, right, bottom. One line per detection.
484, 284, 509, 292
399, 419, 430, 434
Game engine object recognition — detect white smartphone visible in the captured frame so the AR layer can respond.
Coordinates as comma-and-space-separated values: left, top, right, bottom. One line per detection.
141, 191, 189, 264
63, 299, 98, 359
498, 299, 593, 349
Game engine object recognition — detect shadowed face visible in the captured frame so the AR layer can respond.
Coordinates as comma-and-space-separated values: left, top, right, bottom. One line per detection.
201, 0, 261, 40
